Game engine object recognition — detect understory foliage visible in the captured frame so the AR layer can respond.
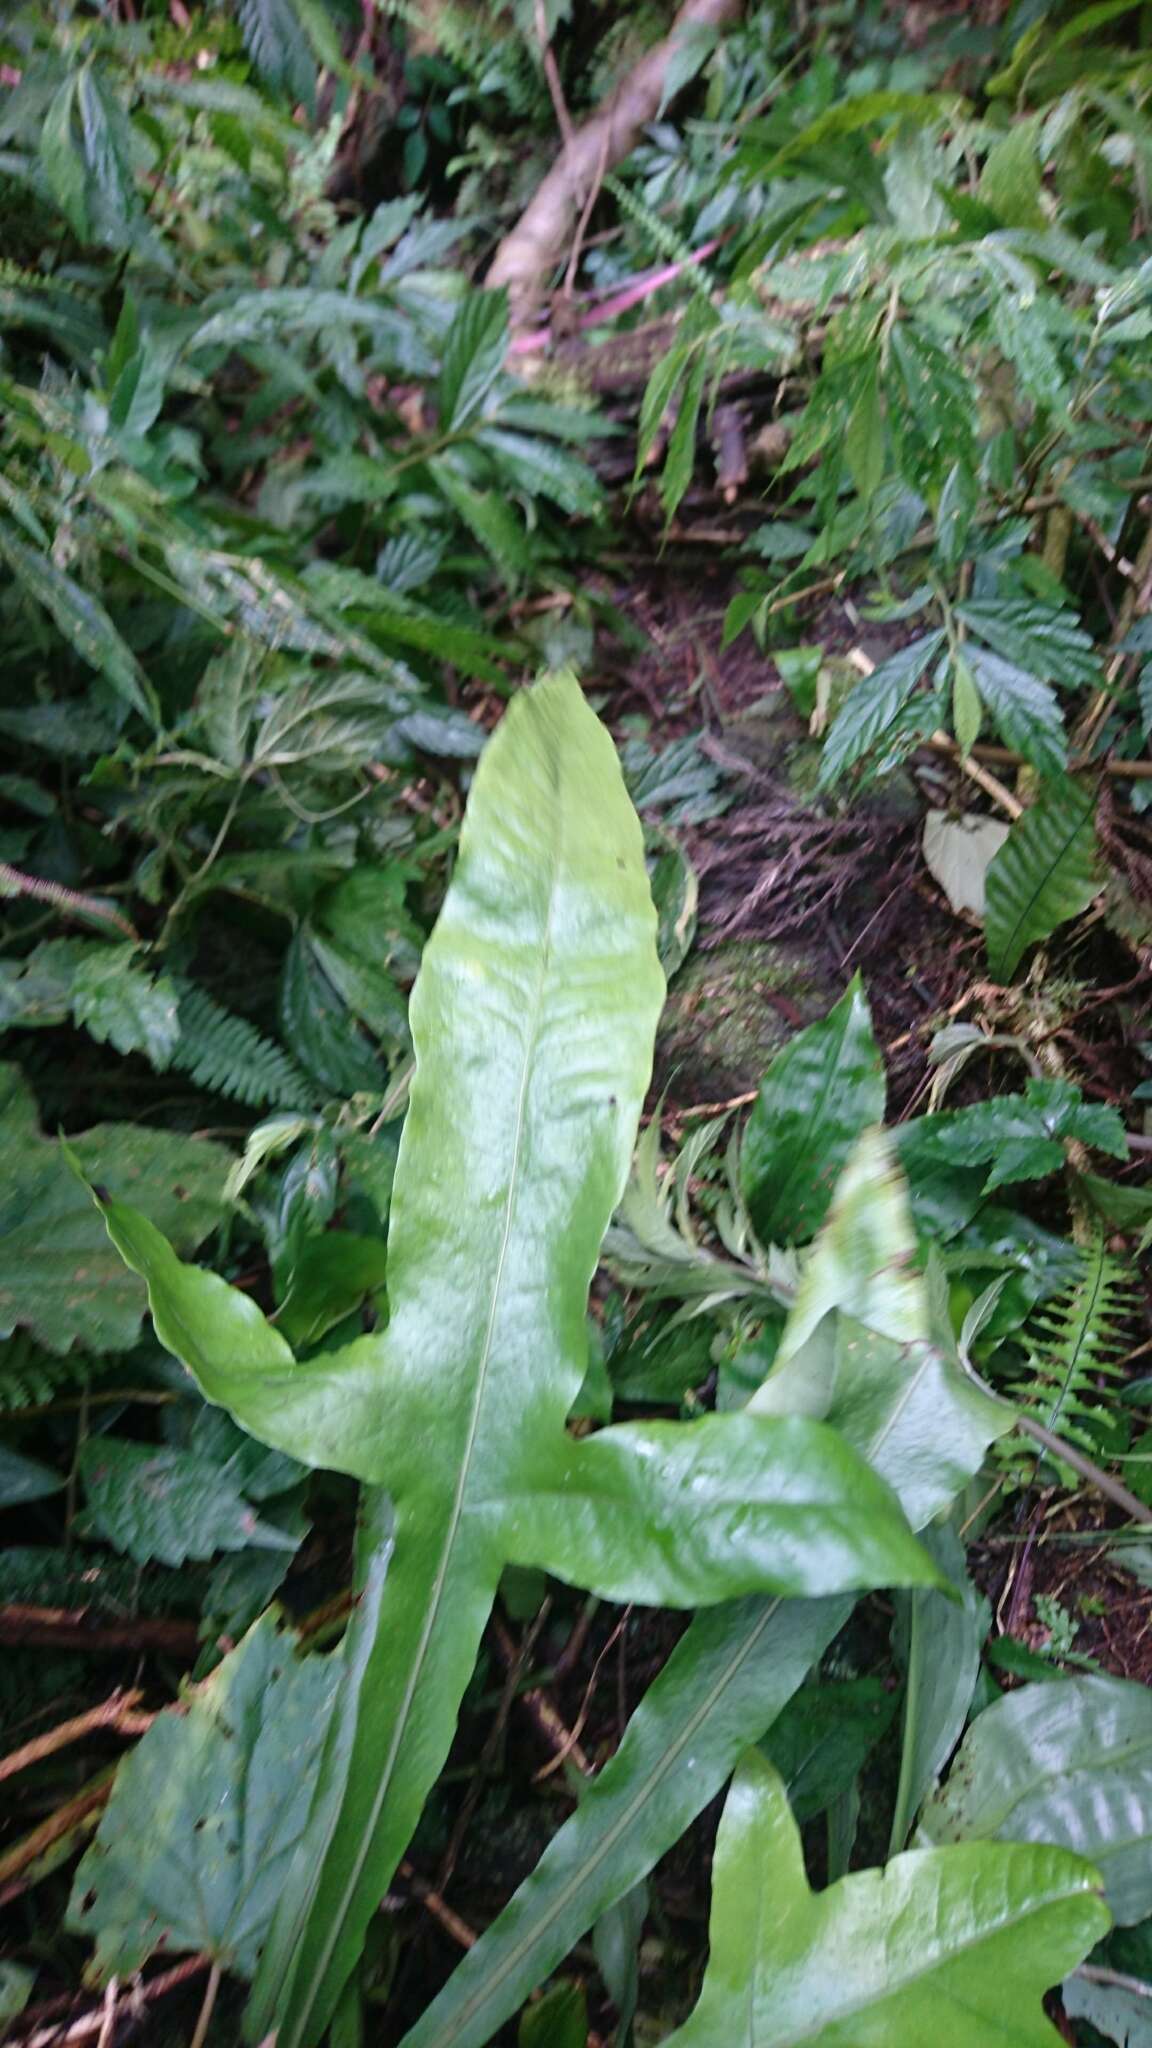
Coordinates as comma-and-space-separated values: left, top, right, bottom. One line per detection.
2, 2, 1152, 2045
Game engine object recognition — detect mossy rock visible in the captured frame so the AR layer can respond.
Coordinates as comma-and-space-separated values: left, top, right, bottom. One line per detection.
656, 938, 841, 1101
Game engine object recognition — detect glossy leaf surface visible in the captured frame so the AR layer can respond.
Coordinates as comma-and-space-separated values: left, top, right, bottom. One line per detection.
245, 672, 667, 2042
663, 1750, 1107, 2045
405, 1134, 1009, 2048
506, 1413, 943, 1608
919, 1675, 1152, 1925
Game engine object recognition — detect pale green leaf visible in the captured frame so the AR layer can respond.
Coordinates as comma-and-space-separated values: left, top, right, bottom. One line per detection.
663, 1750, 1107, 2046
923, 810, 1010, 918
919, 1675, 1152, 1925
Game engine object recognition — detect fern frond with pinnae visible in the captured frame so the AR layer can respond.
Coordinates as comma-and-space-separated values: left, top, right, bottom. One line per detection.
1010, 1233, 1139, 1461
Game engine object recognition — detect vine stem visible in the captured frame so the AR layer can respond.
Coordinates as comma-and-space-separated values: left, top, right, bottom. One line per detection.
0, 862, 138, 941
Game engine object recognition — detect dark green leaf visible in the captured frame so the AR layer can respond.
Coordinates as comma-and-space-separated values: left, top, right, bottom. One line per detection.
740, 976, 885, 1247
69, 1613, 341, 1976
818, 632, 945, 787
965, 645, 1067, 779
985, 781, 1101, 980
77, 1437, 300, 1567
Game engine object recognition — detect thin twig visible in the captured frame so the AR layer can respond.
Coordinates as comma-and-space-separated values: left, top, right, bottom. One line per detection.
1014, 1412, 1152, 1526
0, 1605, 200, 1655
95, 1979, 118, 2048
534, 1616, 627, 1783
15, 1958, 212, 2048
1075, 1964, 1152, 2000
0, 1691, 152, 1783
398, 1863, 477, 1950
187, 1960, 221, 2048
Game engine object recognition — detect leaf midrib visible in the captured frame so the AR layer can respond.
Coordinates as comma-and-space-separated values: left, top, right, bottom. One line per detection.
286, 814, 563, 2043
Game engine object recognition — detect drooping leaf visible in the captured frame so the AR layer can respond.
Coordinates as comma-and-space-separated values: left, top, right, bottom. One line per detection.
235, 0, 318, 108
919, 1675, 1152, 1925
662, 1750, 1107, 2045
762, 1678, 897, 1824
964, 644, 1067, 779
740, 976, 885, 1247
0, 1444, 64, 1509
0, 522, 156, 722
0, 1066, 228, 1355
68, 1612, 344, 1978
889, 1522, 988, 1851
280, 931, 384, 1098
985, 779, 1101, 981
818, 632, 945, 787
40, 76, 88, 238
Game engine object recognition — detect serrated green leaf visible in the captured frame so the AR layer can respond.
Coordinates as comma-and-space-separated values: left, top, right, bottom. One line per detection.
965, 644, 1067, 778
280, 932, 384, 1098
236, 0, 318, 107
903, 1077, 1127, 1192
68, 1613, 343, 1977
818, 631, 946, 787
663, 1750, 1107, 2046
429, 458, 530, 583
71, 946, 181, 1070
844, 358, 885, 499
979, 117, 1046, 228
77, 1437, 300, 1567
985, 779, 1101, 980
437, 289, 509, 433
76, 65, 141, 251
959, 599, 1101, 691
0, 1066, 228, 1356
740, 976, 885, 1246
476, 428, 603, 517
919, 1675, 1152, 1925
0, 523, 156, 722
